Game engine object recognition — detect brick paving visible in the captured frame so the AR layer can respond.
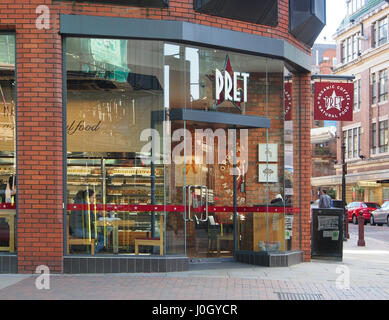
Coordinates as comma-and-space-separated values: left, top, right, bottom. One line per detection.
0, 273, 388, 300
0, 225, 388, 300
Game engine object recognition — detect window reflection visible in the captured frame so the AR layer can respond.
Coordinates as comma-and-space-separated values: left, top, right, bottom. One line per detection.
65, 37, 297, 257
0, 34, 16, 253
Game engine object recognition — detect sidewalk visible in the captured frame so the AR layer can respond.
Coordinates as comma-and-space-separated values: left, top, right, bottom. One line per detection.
0, 227, 388, 300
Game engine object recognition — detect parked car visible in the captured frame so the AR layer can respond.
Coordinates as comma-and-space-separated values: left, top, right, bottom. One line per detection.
369, 200, 389, 226
346, 201, 380, 224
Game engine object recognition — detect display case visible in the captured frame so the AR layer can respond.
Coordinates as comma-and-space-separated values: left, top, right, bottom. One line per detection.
105, 166, 165, 205
66, 153, 166, 205
67, 162, 103, 203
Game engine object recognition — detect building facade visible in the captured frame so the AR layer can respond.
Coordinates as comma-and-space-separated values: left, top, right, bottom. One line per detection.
320, 0, 389, 204
310, 43, 338, 201
0, 0, 323, 274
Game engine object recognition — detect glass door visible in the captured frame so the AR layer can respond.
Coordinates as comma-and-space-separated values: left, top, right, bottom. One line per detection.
179, 121, 235, 259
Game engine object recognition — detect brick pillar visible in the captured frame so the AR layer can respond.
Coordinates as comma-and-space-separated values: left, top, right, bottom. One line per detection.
292, 73, 312, 262
16, 2, 63, 273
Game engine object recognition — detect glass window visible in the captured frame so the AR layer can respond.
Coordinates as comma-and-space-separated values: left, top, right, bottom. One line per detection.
378, 69, 388, 102
348, 0, 364, 15
344, 127, 360, 159
66, 38, 166, 256
342, 41, 347, 64
353, 79, 361, 111
65, 37, 292, 258
379, 120, 388, 153
347, 38, 352, 62
352, 35, 358, 60
378, 18, 388, 47
353, 127, 358, 157
372, 122, 377, 155
0, 34, 16, 254
372, 73, 377, 105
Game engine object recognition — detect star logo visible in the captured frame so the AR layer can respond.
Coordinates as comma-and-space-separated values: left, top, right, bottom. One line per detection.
324, 90, 345, 112
207, 55, 245, 112
314, 82, 354, 121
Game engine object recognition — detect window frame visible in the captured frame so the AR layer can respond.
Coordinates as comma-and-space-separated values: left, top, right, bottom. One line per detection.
379, 119, 388, 153
378, 69, 388, 103
377, 17, 388, 47
343, 126, 361, 160
372, 72, 377, 105
372, 122, 377, 155
353, 78, 361, 112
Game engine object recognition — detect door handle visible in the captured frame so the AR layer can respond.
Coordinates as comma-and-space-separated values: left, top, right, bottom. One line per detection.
188, 185, 194, 222
198, 186, 208, 222
183, 185, 189, 222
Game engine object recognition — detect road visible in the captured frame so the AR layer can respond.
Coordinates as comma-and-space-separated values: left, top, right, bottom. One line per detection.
348, 222, 389, 245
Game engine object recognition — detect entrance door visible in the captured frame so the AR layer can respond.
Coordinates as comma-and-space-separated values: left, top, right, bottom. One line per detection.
151, 108, 270, 259
179, 121, 236, 259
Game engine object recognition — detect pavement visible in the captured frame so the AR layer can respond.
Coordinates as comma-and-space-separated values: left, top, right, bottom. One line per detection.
0, 224, 388, 301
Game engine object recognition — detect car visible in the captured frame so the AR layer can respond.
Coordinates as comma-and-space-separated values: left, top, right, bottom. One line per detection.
369, 200, 389, 226
346, 201, 380, 225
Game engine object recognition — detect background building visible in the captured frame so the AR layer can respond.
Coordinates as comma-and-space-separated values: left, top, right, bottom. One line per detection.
320, 0, 389, 204
310, 43, 338, 201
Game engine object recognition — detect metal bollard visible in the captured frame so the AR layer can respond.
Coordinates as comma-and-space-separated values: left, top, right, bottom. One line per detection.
357, 214, 365, 247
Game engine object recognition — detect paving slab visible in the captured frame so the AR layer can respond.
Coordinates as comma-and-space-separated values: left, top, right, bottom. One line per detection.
0, 224, 387, 300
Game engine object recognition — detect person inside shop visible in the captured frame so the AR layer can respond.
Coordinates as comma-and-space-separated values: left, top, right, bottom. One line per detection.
270, 194, 284, 206
69, 189, 105, 253
319, 189, 332, 208
5, 175, 16, 204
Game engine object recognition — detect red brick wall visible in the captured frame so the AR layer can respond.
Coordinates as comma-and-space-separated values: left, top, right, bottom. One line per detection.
50, 0, 311, 55
292, 73, 312, 262
0, 1, 63, 273
0, 0, 312, 272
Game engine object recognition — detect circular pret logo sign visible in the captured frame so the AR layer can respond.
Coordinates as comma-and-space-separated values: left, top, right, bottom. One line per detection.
314, 82, 354, 121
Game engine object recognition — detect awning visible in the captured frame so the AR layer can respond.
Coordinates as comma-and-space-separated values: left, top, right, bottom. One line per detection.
311, 126, 336, 144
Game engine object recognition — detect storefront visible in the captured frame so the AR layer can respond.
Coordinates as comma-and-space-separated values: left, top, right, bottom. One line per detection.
0, 0, 323, 273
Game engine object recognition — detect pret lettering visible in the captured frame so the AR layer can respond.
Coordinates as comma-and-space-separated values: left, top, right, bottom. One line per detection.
216, 69, 249, 103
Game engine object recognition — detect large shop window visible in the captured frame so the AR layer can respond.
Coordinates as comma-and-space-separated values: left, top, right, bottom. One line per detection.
0, 34, 16, 253
65, 37, 300, 257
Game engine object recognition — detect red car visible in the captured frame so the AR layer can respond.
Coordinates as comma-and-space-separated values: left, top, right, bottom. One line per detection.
346, 201, 381, 224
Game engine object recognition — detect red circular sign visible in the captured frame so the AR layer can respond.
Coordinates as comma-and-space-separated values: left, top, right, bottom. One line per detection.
314, 82, 354, 121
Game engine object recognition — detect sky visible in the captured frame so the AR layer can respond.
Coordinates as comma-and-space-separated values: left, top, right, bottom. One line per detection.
315, 0, 348, 44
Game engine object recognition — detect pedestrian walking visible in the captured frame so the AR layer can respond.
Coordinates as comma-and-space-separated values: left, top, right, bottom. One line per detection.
319, 189, 332, 208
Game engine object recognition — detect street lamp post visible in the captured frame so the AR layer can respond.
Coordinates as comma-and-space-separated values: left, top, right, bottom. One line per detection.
341, 142, 349, 240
